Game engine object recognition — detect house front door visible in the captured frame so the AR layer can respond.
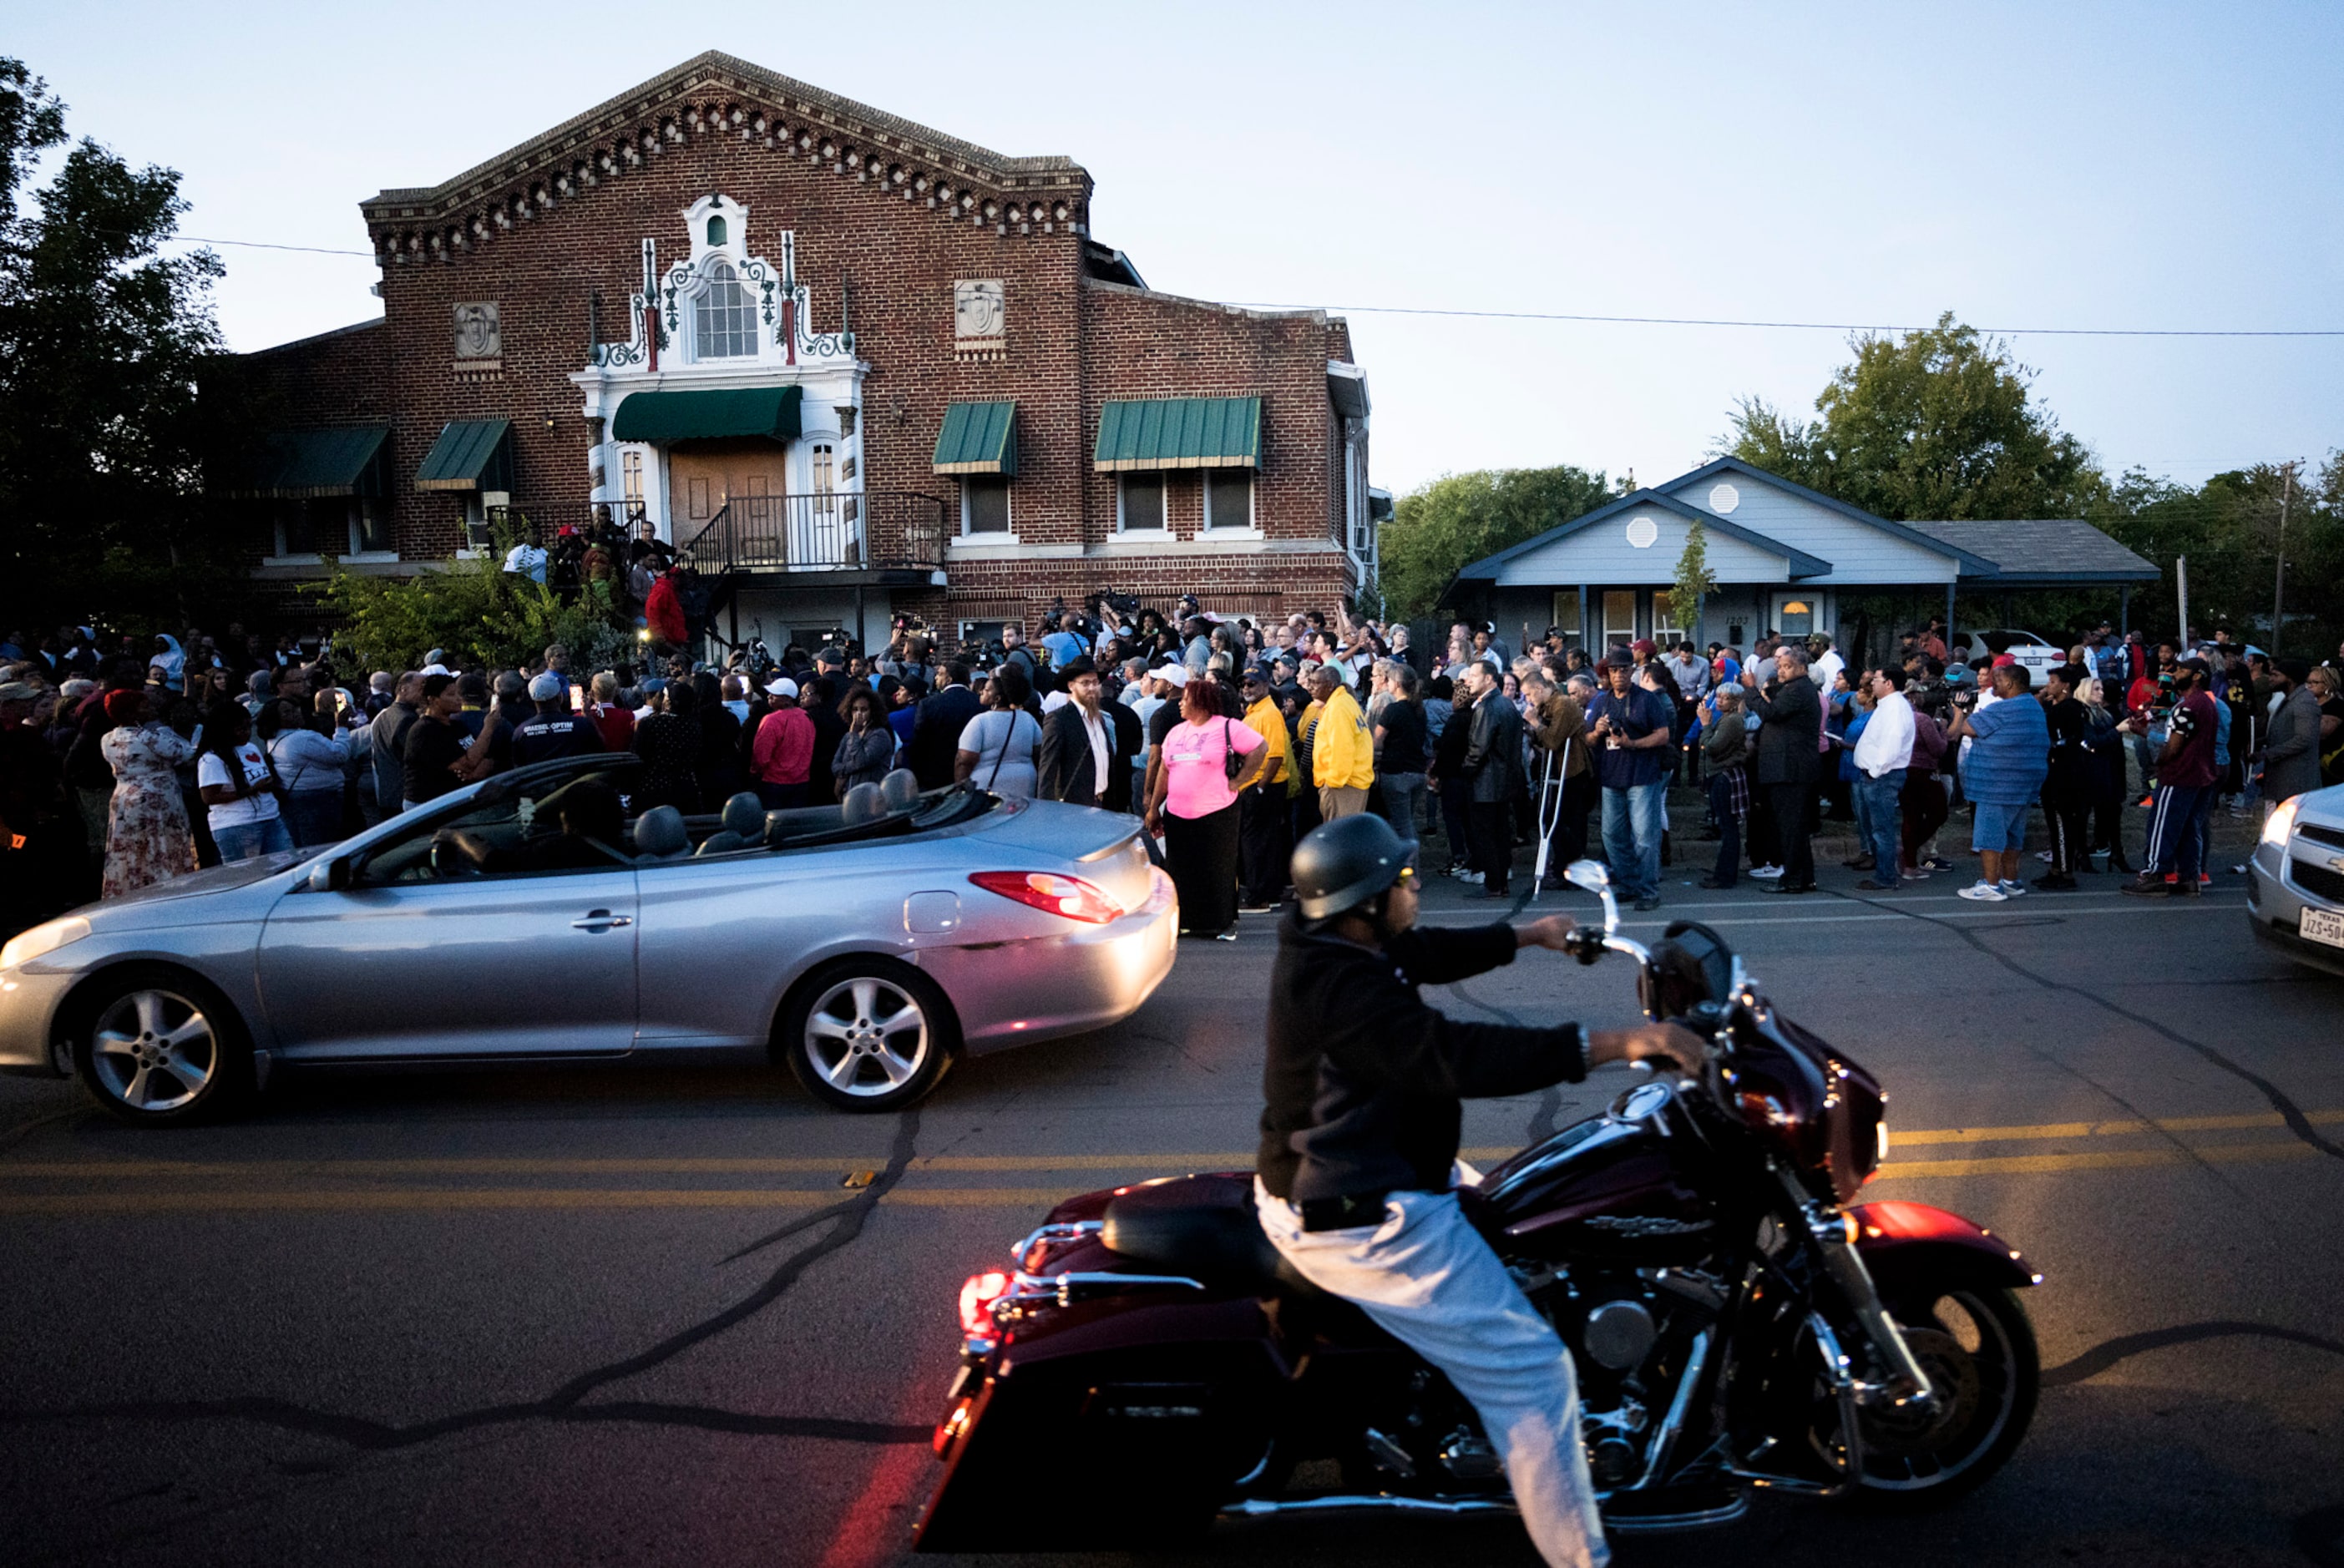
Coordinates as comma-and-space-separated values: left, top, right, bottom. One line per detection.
668, 439, 789, 563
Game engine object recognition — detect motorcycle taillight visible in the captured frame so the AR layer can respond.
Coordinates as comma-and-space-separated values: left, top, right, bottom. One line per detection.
959, 1270, 1011, 1343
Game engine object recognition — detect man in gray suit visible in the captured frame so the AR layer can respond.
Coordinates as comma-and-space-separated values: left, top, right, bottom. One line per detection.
1744, 645, 1825, 893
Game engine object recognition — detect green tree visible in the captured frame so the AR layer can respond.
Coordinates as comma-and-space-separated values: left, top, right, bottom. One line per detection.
1670, 519, 1717, 643
1723, 312, 2106, 522
0, 58, 250, 627
1379, 464, 1612, 620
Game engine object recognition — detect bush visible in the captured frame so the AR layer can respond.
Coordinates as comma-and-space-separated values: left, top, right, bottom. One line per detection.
307, 523, 632, 676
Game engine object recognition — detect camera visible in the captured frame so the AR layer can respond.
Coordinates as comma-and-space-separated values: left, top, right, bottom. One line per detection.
1096, 586, 1142, 620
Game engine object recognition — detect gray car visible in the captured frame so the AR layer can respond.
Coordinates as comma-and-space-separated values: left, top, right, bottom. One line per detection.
0, 757, 1177, 1125
2245, 780, 2344, 979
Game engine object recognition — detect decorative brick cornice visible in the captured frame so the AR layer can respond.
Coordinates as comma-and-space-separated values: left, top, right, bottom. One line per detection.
362, 51, 1093, 267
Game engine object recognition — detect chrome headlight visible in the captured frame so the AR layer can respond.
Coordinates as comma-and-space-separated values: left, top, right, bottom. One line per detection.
2260, 796, 2300, 850
0, 915, 90, 972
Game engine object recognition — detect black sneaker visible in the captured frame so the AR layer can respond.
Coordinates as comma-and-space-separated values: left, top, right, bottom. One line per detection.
2119, 876, 2169, 898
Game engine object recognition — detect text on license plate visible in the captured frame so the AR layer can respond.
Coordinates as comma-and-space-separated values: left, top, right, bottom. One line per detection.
2302, 907, 2344, 949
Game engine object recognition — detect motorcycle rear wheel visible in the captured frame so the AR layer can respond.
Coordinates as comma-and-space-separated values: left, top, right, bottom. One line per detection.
1830, 1284, 2038, 1510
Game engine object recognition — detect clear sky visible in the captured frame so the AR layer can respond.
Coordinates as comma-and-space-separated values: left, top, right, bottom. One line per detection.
13, 1, 2341, 497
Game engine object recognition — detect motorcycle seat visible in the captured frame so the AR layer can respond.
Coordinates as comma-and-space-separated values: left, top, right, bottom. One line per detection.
1100, 1174, 1327, 1302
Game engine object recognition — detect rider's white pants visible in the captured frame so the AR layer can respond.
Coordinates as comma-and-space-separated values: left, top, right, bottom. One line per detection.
1256, 1176, 1609, 1568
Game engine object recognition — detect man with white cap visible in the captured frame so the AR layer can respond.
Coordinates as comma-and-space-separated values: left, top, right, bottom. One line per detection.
509, 671, 607, 766
752, 675, 816, 808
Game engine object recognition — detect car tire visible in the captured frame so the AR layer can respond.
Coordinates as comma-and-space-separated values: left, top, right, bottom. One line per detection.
778, 956, 956, 1113
68, 965, 254, 1129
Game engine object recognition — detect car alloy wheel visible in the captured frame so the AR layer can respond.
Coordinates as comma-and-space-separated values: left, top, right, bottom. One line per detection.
782, 959, 955, 1112
74, 969, 251, 1126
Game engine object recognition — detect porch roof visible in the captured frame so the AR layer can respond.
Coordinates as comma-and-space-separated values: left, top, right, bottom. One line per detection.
611, 385, 802, 444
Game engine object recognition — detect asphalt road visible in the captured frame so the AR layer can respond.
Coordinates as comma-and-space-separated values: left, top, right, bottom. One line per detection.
3, 852, 2341, 1568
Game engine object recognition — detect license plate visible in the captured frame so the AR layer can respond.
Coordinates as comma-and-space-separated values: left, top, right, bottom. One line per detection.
2302, 907, 2344, 950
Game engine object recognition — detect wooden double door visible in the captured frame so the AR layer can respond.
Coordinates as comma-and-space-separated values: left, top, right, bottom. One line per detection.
668, 438, 788, 542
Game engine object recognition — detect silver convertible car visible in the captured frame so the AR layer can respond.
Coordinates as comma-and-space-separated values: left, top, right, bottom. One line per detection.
0, 756, 1177, 1125
2245, 779, 2344, 979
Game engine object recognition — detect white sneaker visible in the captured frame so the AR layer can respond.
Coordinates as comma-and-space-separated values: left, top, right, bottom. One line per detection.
1459, 870, 1485, 885
2035, 851, 2054, 862
1958, 881, 2008, 902
1998, 879, 2029, 897
1750, 865, 1785, 880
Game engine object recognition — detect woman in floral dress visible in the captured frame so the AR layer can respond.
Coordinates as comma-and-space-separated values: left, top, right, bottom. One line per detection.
98, 689, 196, 898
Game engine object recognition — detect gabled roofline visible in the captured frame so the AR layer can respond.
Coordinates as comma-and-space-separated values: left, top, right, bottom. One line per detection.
1664, 456, 2001, 578
246, 316, 386, 357
1456, 487, 1832, 580
362, 50, 1087, 222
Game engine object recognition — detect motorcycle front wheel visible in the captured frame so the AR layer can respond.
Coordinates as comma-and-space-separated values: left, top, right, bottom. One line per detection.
1827, 1284, 2039, 1510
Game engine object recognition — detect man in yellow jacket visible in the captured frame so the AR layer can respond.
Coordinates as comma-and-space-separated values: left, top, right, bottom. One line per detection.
1306, 663, 1375, 821
1237, 664, 1293, 910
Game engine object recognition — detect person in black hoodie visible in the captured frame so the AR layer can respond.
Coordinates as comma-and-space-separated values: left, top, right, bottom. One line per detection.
801, 675, 847, 805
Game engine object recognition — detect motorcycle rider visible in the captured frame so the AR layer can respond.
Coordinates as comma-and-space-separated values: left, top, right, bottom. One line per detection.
1255, 812, 1704, 1568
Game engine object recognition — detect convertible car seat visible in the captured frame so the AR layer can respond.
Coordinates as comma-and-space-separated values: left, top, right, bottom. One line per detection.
879, 768, 921, 812
631, 804, 689, 861
695, 792, 767, 856
839, 781, 886, 827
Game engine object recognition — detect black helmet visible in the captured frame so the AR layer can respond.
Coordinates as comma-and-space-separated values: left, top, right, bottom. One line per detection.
1291, 813, 1406, 922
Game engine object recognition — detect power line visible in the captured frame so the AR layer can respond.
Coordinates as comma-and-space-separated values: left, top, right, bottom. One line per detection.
161, 234, 373, 257
134, 232, 2344, 336
1228, 301, 2344, 339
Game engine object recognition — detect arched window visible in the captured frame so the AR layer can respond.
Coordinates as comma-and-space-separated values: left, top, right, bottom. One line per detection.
706, 214, 727, 247
694, 258, 756, 359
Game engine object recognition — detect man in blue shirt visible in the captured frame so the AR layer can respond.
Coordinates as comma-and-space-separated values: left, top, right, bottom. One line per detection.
1039, 612, 1088, 672
1585, 649, 1675, 911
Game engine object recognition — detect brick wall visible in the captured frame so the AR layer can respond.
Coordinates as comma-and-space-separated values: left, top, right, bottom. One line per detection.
243, 57, 1363, 644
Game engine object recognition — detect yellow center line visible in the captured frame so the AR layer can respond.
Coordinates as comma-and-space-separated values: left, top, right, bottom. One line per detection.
0, 1141, 2328, 1215
2, 1110, 2336, 1186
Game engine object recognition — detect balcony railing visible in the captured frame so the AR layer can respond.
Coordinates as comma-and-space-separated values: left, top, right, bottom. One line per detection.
681, 490, 947, 576
482, 500, 652, 549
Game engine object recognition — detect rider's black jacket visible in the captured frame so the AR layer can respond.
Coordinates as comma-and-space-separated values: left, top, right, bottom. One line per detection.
1258, 913, 1587, 1203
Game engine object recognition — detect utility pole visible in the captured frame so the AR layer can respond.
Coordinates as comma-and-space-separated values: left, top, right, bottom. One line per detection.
2271, 461, 2298, 656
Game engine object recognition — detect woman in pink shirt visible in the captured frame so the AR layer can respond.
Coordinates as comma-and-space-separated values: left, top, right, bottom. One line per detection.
1144, 678, 1269, 939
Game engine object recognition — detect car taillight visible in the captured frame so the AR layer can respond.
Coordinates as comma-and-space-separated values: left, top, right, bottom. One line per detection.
959, 1269, 1010, 1340
968, 871, 1126, 924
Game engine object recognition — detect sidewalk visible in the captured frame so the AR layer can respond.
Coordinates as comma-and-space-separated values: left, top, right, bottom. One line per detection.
1409, 778, 2265, 917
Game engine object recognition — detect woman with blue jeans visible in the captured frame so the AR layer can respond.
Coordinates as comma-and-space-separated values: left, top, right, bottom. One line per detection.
196, 701, 294, 862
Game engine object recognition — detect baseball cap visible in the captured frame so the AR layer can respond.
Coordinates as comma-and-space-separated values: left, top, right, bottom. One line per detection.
527, 671, 564, 701
0, 680, 39, 702
1991, 654, 2017, 670
1156, 664, 1188, 688
765, 676, 800, 699
1242, 663, 1270, 685
1630, 639, 1656, 656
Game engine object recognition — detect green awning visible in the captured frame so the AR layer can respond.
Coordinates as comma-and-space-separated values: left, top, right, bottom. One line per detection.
237, 426, 392, 498
611, 385, 802, 444
414, 419, 514, 492
1093, 397, 1259, 472
933, 402, 1017, 476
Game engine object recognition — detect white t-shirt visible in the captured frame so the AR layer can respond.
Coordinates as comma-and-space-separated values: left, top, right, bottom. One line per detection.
197, 743, 283, 828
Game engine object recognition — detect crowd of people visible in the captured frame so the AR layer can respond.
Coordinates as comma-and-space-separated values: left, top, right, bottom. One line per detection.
3, 606, 2341, 943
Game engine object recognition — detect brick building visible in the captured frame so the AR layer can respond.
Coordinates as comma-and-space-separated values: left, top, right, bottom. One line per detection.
235, 51, 1376, 651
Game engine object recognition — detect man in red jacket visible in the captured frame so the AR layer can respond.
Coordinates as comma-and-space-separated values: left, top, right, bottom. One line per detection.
2121, 658, 2219, 898
645, 566, 688, 653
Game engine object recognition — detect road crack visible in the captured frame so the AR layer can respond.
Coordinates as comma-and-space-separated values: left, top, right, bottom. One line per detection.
0, 1108, 929, 1453
1820, 888, 2344, 1164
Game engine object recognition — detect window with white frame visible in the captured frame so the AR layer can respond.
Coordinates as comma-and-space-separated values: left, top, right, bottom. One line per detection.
1118, 471, 1167, 532
810, 442, 836, 518
962, 477, 1011, 535
694, 259, 757, 359
273, 497, 392, 559
620, 448, 645, 502
1203, 469, 1253, 531
1653, 590, 1685, 640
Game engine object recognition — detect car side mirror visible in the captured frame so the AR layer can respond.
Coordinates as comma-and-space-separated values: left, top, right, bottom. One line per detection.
305, 857, 350, 893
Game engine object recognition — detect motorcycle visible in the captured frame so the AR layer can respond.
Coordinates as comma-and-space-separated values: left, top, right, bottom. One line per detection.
914, 860, 2042, 1550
